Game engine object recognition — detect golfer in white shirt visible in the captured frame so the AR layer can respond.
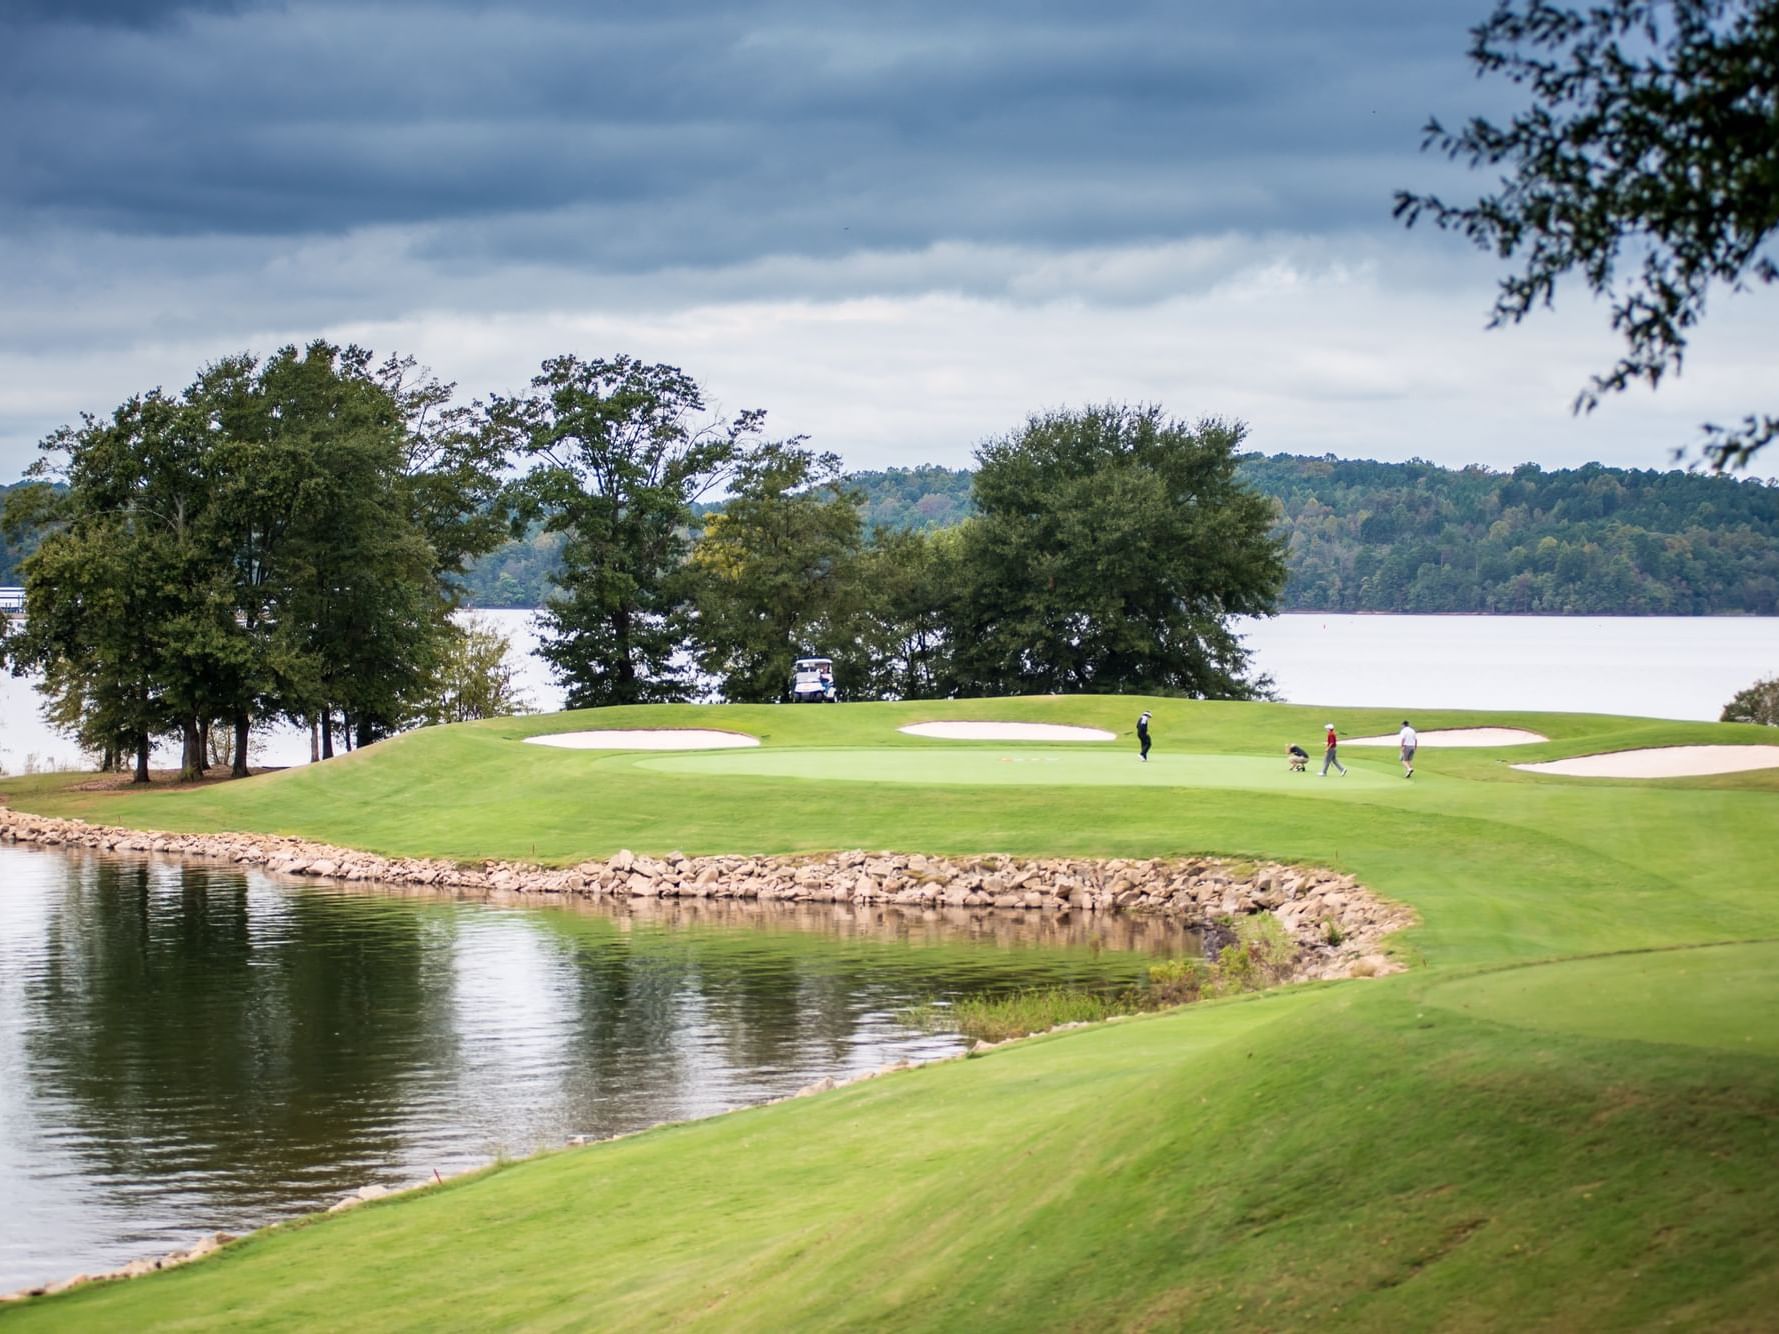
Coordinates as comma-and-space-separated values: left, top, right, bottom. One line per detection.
1399, 721, 1418, 779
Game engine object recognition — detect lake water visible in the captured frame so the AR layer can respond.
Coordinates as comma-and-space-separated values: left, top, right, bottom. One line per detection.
1233, 614, 1779, 720
3, 612, 1775, 773
0, 844, 1195, 1291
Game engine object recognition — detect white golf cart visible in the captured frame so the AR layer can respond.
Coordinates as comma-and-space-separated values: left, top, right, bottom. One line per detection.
790, 657, 837, 703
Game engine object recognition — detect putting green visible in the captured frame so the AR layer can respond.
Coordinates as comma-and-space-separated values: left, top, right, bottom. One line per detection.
1422, 941, 1779, 1056
635, 746, 1405, 792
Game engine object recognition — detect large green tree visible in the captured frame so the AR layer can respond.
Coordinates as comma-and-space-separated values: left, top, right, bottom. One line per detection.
851, 525, 963, 701
271, 345, 449, 750
494, 356, 762, 707
6, 511, 166, 780
198, 342, 458, 758
186, 352, 315, 773
5, 392, 235, 780
5, 341, 504, 777
1396, 0, 1779, 468
947, 406, 1283, 699
688, 442, 871, 702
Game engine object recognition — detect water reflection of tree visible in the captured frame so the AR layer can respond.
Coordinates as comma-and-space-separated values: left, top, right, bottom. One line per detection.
24, 856, 448, 1216
19, 858, 1202, 1233
535, 898, 1199, 1136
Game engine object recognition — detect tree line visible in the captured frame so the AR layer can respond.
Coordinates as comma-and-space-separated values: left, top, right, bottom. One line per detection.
1248, 455, 1779, 614
455, 453, 1779, 616
860, 455, 1779, 616
2, 350, 1282, 776
497, 360, 1278, 709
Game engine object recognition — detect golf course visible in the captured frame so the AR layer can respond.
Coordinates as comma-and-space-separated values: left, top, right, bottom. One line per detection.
4, 694, 1779, 1329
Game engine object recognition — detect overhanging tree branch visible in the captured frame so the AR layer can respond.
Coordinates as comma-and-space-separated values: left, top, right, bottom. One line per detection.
1396, 0, 1779, 469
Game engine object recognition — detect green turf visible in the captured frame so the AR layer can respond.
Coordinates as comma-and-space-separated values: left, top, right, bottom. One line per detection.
637, 746, 1404, 791
1422, 941, 1779, 1057
6, 694, 1779, 1329
14, 983, 1779, 1331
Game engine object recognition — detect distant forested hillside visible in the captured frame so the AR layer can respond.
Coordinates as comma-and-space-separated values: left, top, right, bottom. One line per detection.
455, 456, 1779, 614
452, 525, 564, 608
1244, 455, 1779, 614
457, 469, 974, 607
0, 481, 50, 585
845, 465, 974, 530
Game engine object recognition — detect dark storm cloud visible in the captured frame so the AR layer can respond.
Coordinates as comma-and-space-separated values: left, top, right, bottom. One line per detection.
0, 0, 1484, 268
3, 0, 269, 28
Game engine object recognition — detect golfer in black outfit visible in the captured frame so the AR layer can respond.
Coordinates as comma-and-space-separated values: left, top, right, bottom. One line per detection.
1137, 711, 1152, 762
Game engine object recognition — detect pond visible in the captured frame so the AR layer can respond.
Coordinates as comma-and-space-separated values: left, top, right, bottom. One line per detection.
0, 844, 1195, 1292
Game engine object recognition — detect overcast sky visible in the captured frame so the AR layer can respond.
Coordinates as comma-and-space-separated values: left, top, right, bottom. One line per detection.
3, 0, 1773, 482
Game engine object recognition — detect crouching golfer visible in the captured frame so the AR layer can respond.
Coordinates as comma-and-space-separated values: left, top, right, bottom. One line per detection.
1321, 723, 1347, 777
1399, 720, 1417, 778
1286, 743, 1309, 772
1137, 711, 1152, 762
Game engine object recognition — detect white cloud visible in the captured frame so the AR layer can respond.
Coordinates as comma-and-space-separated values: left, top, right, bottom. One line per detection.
2, 225, 1774, 480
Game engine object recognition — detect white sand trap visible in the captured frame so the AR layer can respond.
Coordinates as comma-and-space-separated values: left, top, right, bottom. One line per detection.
1513, 745, 1779, 778
523, 729, 760, 750
1343, 726, 1549, 747
898, 721, 1117, 742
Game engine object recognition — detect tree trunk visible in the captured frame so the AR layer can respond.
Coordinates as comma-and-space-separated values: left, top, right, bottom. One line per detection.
342, 712, 354, 752
180, 715, 204, 781
134, 733, 151, 784
309, 716, 319, 763
199, 718, 212, 769
321, 710, 334, 759
356, 716, 374, 750
614, 606, 636, 699
232, 710, 251, 778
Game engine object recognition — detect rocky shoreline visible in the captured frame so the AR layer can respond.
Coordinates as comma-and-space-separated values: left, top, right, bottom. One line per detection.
3, 1230, 241, 1302
0, 808, 1412, 980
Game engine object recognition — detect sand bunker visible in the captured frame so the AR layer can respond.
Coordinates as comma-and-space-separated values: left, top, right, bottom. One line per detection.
1343, 727, 1548, 747
898, 721, 1117, 742
523, 729, 760, 750
1513, 745, 1779, 779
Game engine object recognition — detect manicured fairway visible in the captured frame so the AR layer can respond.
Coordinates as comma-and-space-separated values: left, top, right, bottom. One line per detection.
11, 978, 1779, 1331
638, 745, 1405, 791
1423, 941, 1779, 1057
6, 695, 1779, 1328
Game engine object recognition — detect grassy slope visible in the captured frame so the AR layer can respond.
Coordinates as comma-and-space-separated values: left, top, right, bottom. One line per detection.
6, 696, 1779, 1329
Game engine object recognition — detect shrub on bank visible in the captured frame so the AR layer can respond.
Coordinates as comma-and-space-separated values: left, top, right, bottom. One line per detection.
906, 914, 1307, 1042
933, 989, 1124, 1044
1207, 913, 1297, 995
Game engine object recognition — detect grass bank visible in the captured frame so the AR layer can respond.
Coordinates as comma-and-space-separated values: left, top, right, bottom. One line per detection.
5, 696, 1779, 1328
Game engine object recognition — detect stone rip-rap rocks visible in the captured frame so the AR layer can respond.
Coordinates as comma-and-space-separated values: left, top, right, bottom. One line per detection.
0, 1232, 239, 1303
0, 809, 1412, 981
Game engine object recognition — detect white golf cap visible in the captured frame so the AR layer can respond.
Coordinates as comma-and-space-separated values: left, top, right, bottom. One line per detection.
1325, 722, 1335, 729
